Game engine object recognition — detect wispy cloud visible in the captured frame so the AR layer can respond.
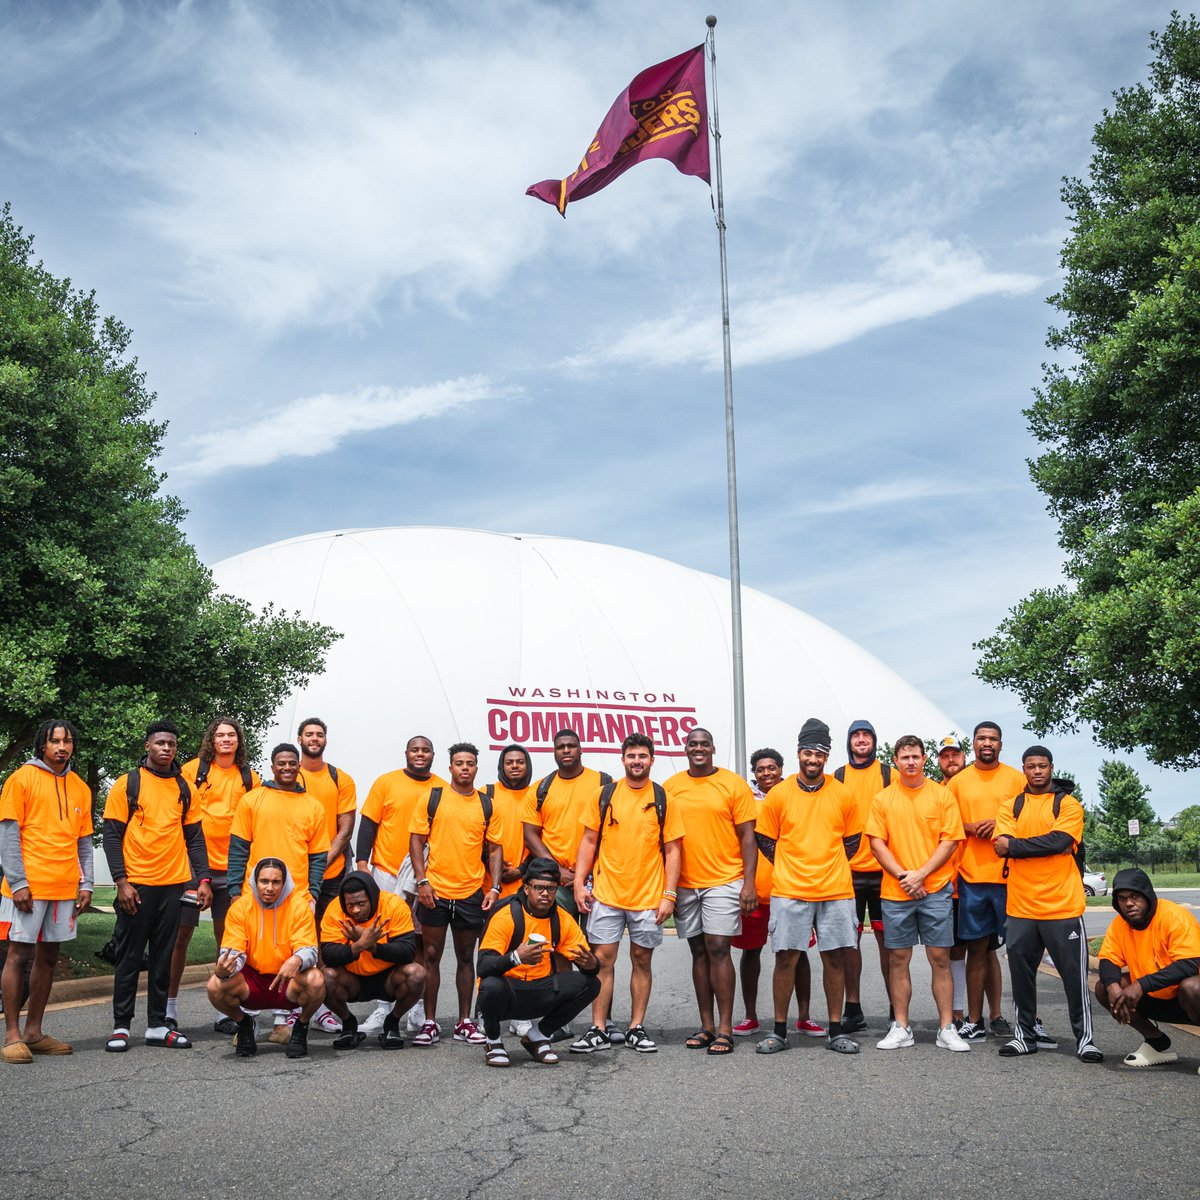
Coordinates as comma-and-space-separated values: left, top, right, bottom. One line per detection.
170, 375, 515, 479
562, 238, 1039, 372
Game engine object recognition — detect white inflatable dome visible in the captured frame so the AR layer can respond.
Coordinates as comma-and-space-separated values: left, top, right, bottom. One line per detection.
211, 527, 957, 783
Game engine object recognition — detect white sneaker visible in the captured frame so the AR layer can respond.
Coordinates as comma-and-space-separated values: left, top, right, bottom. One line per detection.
360, 1003, 390, 1035
509, 1019, 533, 1037
936, 1023, 971, 1052
876, 1022, 915, 1050
403, 998, 427, 1032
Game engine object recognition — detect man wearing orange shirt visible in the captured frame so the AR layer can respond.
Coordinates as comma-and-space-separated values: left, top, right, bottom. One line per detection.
1, 719, 93, 1063
208, 858, 325, 1059
666, 727, 757, 1055
320, 870, 426, 1050
102, 720, 211, 1051
297, 717, 356, 923
408, 742, 504, 1047
1095, 868, 1200, 1068
356, 735, 446, 1035
833, 719, 892, 1033
490, 744, 533, 900
753, 719, 862, 1057
572, 733, 683, 1054
168, 715, 260, 1035
993, 746, 1101, 1062
523, 729, 610, 919
867, 734, 969, 1052
946, 721, 1025, 1043
476, 857, 600, 1067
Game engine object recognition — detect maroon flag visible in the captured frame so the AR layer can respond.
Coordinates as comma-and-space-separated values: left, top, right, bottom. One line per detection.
527, 45, 710, 216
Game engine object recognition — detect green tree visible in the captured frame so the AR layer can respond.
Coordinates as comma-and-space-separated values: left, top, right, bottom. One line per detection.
976, 15, 1200, 769
0, 205, 340, 802
1170, 804, 1200, 868
1094, 759, 1157, 861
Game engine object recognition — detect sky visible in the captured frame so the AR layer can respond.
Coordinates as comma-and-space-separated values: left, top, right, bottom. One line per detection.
3, 0, 1194, 819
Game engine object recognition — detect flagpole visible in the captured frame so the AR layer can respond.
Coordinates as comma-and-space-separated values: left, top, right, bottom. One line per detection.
705, 15, 747, 779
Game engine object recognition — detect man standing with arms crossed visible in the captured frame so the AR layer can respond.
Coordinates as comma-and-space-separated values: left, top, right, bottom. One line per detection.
666, 727, 757, 1055
946, 721, 1025, 1043
523, 729, 610, 919
571, 733, 683, 1055
754, 719, 862, 1057
1, 719, 93, 1062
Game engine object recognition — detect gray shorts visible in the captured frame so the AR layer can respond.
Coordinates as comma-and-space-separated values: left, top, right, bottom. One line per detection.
881, 882, 955, 948
769, 896, 857, 953
587, 899, 663, 949
675, 880, 743, 939
0, 895, 77, 943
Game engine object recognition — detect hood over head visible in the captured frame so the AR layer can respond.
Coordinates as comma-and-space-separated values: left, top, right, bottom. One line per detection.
250, 857, 294, 911
845, 720, 878, 767
496, 743, 532, 790
339, 869, 381, 919
1111, 867, 1157, 928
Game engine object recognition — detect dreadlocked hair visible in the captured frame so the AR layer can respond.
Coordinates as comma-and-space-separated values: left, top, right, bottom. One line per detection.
34, 718, 78, 761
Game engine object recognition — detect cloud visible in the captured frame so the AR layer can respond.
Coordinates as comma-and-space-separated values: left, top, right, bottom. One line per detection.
561, 238, 1040, 372
170, 375, 514, 479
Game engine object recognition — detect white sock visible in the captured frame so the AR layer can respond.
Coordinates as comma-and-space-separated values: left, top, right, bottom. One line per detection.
165, 997, 178, 1021
527, 1021, 547, 1042
951, 957, 967, 1012
110, 1026, 130, 1037
376, 999, 391, 1015
145, 1025, 168, 1039
273, 1008, 291, 1026
314, 1003, 331, 1019
486, 1036, 503, 1046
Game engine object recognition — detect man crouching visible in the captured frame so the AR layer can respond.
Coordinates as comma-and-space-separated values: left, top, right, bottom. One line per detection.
476, 858, 600, 1067
208, 858, 325, 1059
320, 870, 425, 1050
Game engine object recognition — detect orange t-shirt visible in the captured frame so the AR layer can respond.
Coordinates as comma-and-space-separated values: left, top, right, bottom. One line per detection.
835, 759, 889, 873
319, 889, 415, 976
360, 770, 447, 876
299, 764, 357, 879
995, 791, 1085, 920
665, 767, 757, 890
946, 762, 1026, 885
103, 769, 202, 887
180, 758, 261, 874
480, 898, 592, 982
0, 763, 92, 900
522, 768, 605, 870
223, 888, 318, 976
409, 787, 505, 900
229, 784, 329, 894
866, 777, 964, 902
1098, 899, 1200, 1000
583, 780, 684, 911
489, 783, 532, 898
757, 774, 858, 902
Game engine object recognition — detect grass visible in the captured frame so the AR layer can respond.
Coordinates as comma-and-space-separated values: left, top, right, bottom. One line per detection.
1091, 866, 1200, 888
54, 885, 218, 979
1088, 936, 1103, 957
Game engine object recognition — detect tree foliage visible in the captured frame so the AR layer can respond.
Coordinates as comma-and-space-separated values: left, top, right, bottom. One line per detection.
976, 14, 1200, 768
1093, 759, 1158, 856
0, 205, 340, 798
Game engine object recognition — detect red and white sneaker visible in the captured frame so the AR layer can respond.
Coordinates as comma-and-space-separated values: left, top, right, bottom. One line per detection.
453, 1018, 487, 1045
412, 1020, 441, 1047
796, 1018, 827, 1037
732, 1018, 761, 1037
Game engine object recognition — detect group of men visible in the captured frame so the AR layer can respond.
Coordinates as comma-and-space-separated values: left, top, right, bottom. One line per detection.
1, 714, 1198, 1074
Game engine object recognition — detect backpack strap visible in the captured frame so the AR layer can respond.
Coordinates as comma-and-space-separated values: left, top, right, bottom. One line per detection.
598, 771, 612, 786
535, 772, 558, 811
328, 763, 339, 785
195, 757, 212, 788
833, 766, 846, 783
426, 787, 443, 827
880, 763, 891, 787
650, 781, 667, 854
505, 893, 525, 952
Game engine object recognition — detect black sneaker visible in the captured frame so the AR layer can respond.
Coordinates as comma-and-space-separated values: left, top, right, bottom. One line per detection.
840, 1011, 868, 1034
959, 1020, 987, 1043
235, 1015, 257, 1058
990, 1016, 1014, 1037
569, 1025, 611, 1054
285, 1019, 309, 1059
1032, 1018, 1058, 1050
624, 1024, 657, 1053
213, 1016, 239, 1036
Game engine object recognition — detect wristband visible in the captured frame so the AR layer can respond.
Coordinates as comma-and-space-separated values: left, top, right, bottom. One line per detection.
416, 878, 429, 888
198, 878, 212, 886
662, 890, 677, 900
488, 885, 501, 894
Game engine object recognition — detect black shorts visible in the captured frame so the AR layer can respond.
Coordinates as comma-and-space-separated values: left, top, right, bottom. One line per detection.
417, 890, 485, 930
1138, 993, 1191, 1024
179, 882, 231, 930
852, 871, 883, 929
349, 969, 396, 1003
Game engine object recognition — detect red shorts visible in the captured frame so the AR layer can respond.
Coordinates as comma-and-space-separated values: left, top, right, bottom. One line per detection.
240, 965, 292, 1010
732, 903, 770, 950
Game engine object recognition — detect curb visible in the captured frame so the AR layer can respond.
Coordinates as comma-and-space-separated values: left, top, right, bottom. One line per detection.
46, 962, 212, 1011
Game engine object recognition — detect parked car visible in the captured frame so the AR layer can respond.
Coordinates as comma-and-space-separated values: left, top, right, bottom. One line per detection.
1083, 867, 1108, 897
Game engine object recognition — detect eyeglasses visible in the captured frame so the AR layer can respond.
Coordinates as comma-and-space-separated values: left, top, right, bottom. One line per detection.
525, 881, 558, 893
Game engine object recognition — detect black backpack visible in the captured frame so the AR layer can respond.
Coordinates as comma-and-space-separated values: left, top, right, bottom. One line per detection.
194, 757, 254, 792
1003, 790, 1086, 877
595, 780, 668, 857
124, 768, 191, 821
834, 762, 891, 787
535, 769, 613, 811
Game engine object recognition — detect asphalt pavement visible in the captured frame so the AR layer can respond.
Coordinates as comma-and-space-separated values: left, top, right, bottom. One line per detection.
3, 934, 1197, 1200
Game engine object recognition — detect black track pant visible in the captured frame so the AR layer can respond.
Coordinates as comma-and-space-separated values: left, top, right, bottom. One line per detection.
112, 883, 184, 1029
478, 971, 600, 1040
1006, 914, 1096, 1054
